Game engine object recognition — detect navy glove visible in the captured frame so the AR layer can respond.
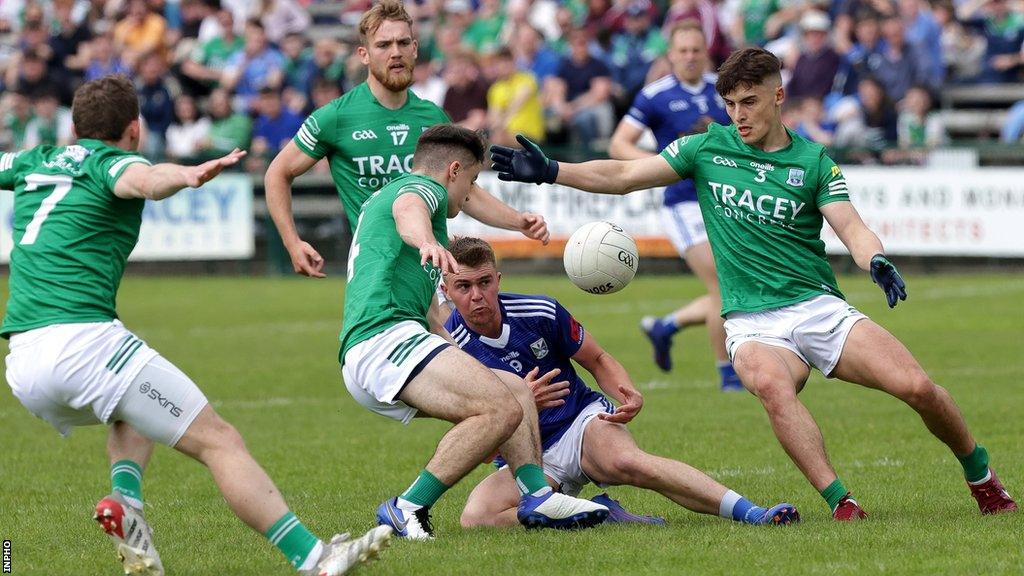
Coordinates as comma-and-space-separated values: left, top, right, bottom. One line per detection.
490, 134, 559, 185
869, 254, 907, 308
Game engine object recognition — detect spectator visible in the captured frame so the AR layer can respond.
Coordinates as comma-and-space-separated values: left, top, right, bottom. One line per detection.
310, 76, 342, 109
113, 0, 168, 67
222, 19, 284, 111
311, 39, 347, 88
729, 0, 781, 47
411, 55, 447, 106
281, 32, 317, 96
791, 96, 836, 146
462, 0, 505, 54
136, 51, 175, 158
512, 24, 561, 84
934, 1, 986, 82
959, 0, 1024, 82
24, 90, 73, 148
787, 11, 841, 101
200, 87, 252, 155
487, 47, 545, 146
662, 0, 731, 65
834, 11, 884, 96
181, 8, 244, 92
1, 90, 34, 149
873, 14, 933, 101
833, 0, 897, 54
78, 33, 133, 82
6, 49, 71, 104
545, 27, 615, 150
608, 0, 668, 103
49, 0, 92, 84
259, 0, 310, 45
166, 94, 212, 160
900, 0, 944, 86
178, 0, 221, 45
251, 87, 303, 158
442, 50, 489, 130
834, 76, 898, 152
896, 85, 946, 148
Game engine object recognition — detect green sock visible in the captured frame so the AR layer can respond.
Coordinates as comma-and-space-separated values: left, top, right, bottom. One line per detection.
513, 464, 549, 496
265, 511, 320, 570
110, 460, 144, 510
820, 478, 848, 512
957, 443, 990, 483
401, 470, 449, 508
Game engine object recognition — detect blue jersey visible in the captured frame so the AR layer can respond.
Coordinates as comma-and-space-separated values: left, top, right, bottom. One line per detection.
445, 293, 609, 453
625, 74, 730, 205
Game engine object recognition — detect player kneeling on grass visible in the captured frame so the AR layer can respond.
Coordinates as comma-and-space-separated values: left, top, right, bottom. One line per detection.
338, 124, 607, 540
490, 47, 1017, 520
441, 237, 799, 528
1, 75, 390, 576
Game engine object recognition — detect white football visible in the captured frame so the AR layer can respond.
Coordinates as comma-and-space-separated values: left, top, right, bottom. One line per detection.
563, 221, 638, 295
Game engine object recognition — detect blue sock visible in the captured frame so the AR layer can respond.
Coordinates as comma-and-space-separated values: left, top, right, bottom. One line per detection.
718, 362, 741, 386
660, 314, 681, 335
720, 490, 764, 523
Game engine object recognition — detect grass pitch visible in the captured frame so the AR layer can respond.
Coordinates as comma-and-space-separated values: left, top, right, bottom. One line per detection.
1, 272, 1022, 575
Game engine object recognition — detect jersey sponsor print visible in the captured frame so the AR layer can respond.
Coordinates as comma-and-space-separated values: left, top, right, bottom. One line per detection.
292, 83, 450, 226
659, 123, 850, 315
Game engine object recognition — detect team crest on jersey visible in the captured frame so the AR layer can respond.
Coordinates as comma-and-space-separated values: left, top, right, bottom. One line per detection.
43, 145, 91, 173
530, 338, 549, 359
786, 168, 805, 187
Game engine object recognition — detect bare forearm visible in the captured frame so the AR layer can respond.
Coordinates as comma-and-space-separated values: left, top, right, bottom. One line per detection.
394, 204, 435, 249
139, 163, 197, 200
589, 352, 635, 404
845, 226, 885, 270
463, 186, 525, 230
557, 159, 639, 195
264, 169, 302, 246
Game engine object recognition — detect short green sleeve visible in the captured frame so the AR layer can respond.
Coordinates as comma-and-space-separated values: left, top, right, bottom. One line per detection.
294, 105, 335, 159
815, 153, 849, 207
102, 151, 152, 192
0, 151, 22, 190
658, 131, 707, 180
397, 181, 445, 217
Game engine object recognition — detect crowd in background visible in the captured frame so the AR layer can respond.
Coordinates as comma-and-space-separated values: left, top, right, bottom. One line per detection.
1, 0, 1023, 169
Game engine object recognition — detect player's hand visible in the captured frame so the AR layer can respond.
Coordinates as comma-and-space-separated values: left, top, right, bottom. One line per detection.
869, 254, 907, 308
420, 242, 459, 274
186, 148, 246, 188
286, 240, 325, 278
520, 213, 550, 245
525, 366, 570, 409
599, 385, 643, 424
490, 134, 559, 185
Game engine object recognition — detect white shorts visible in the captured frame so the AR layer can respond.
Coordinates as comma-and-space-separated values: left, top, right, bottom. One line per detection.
660, 201, 708, 256
342, 320, 450, 424
5, 321, 207, 444
724, 295, 867, 376
513, 398, 613, 497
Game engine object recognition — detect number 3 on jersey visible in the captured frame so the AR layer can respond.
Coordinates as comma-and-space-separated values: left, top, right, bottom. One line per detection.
20, 173, 74, 245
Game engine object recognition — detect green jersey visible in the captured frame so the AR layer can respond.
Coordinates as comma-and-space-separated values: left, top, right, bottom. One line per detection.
659, 123, 849, 316
292, 82, 450, 226
339, 173, 449, 362
0, 141, 152, 337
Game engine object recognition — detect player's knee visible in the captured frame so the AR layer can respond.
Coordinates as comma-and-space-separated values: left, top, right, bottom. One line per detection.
748, 375, 794, 411
494, 399, 523, 440
200, 412, 248, 457
902, 371, 938, 408
459, 505, 492, 528
607, 451, 648, 485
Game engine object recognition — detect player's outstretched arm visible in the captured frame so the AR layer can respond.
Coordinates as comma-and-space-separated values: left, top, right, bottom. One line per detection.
265, 141, 325, 278
393, 193, 459, 274
571, 332, 643, 424
822, 201, 907, 308
491, 134, 679, 196
113, 148, 246, 201
462, 184, 551, 245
